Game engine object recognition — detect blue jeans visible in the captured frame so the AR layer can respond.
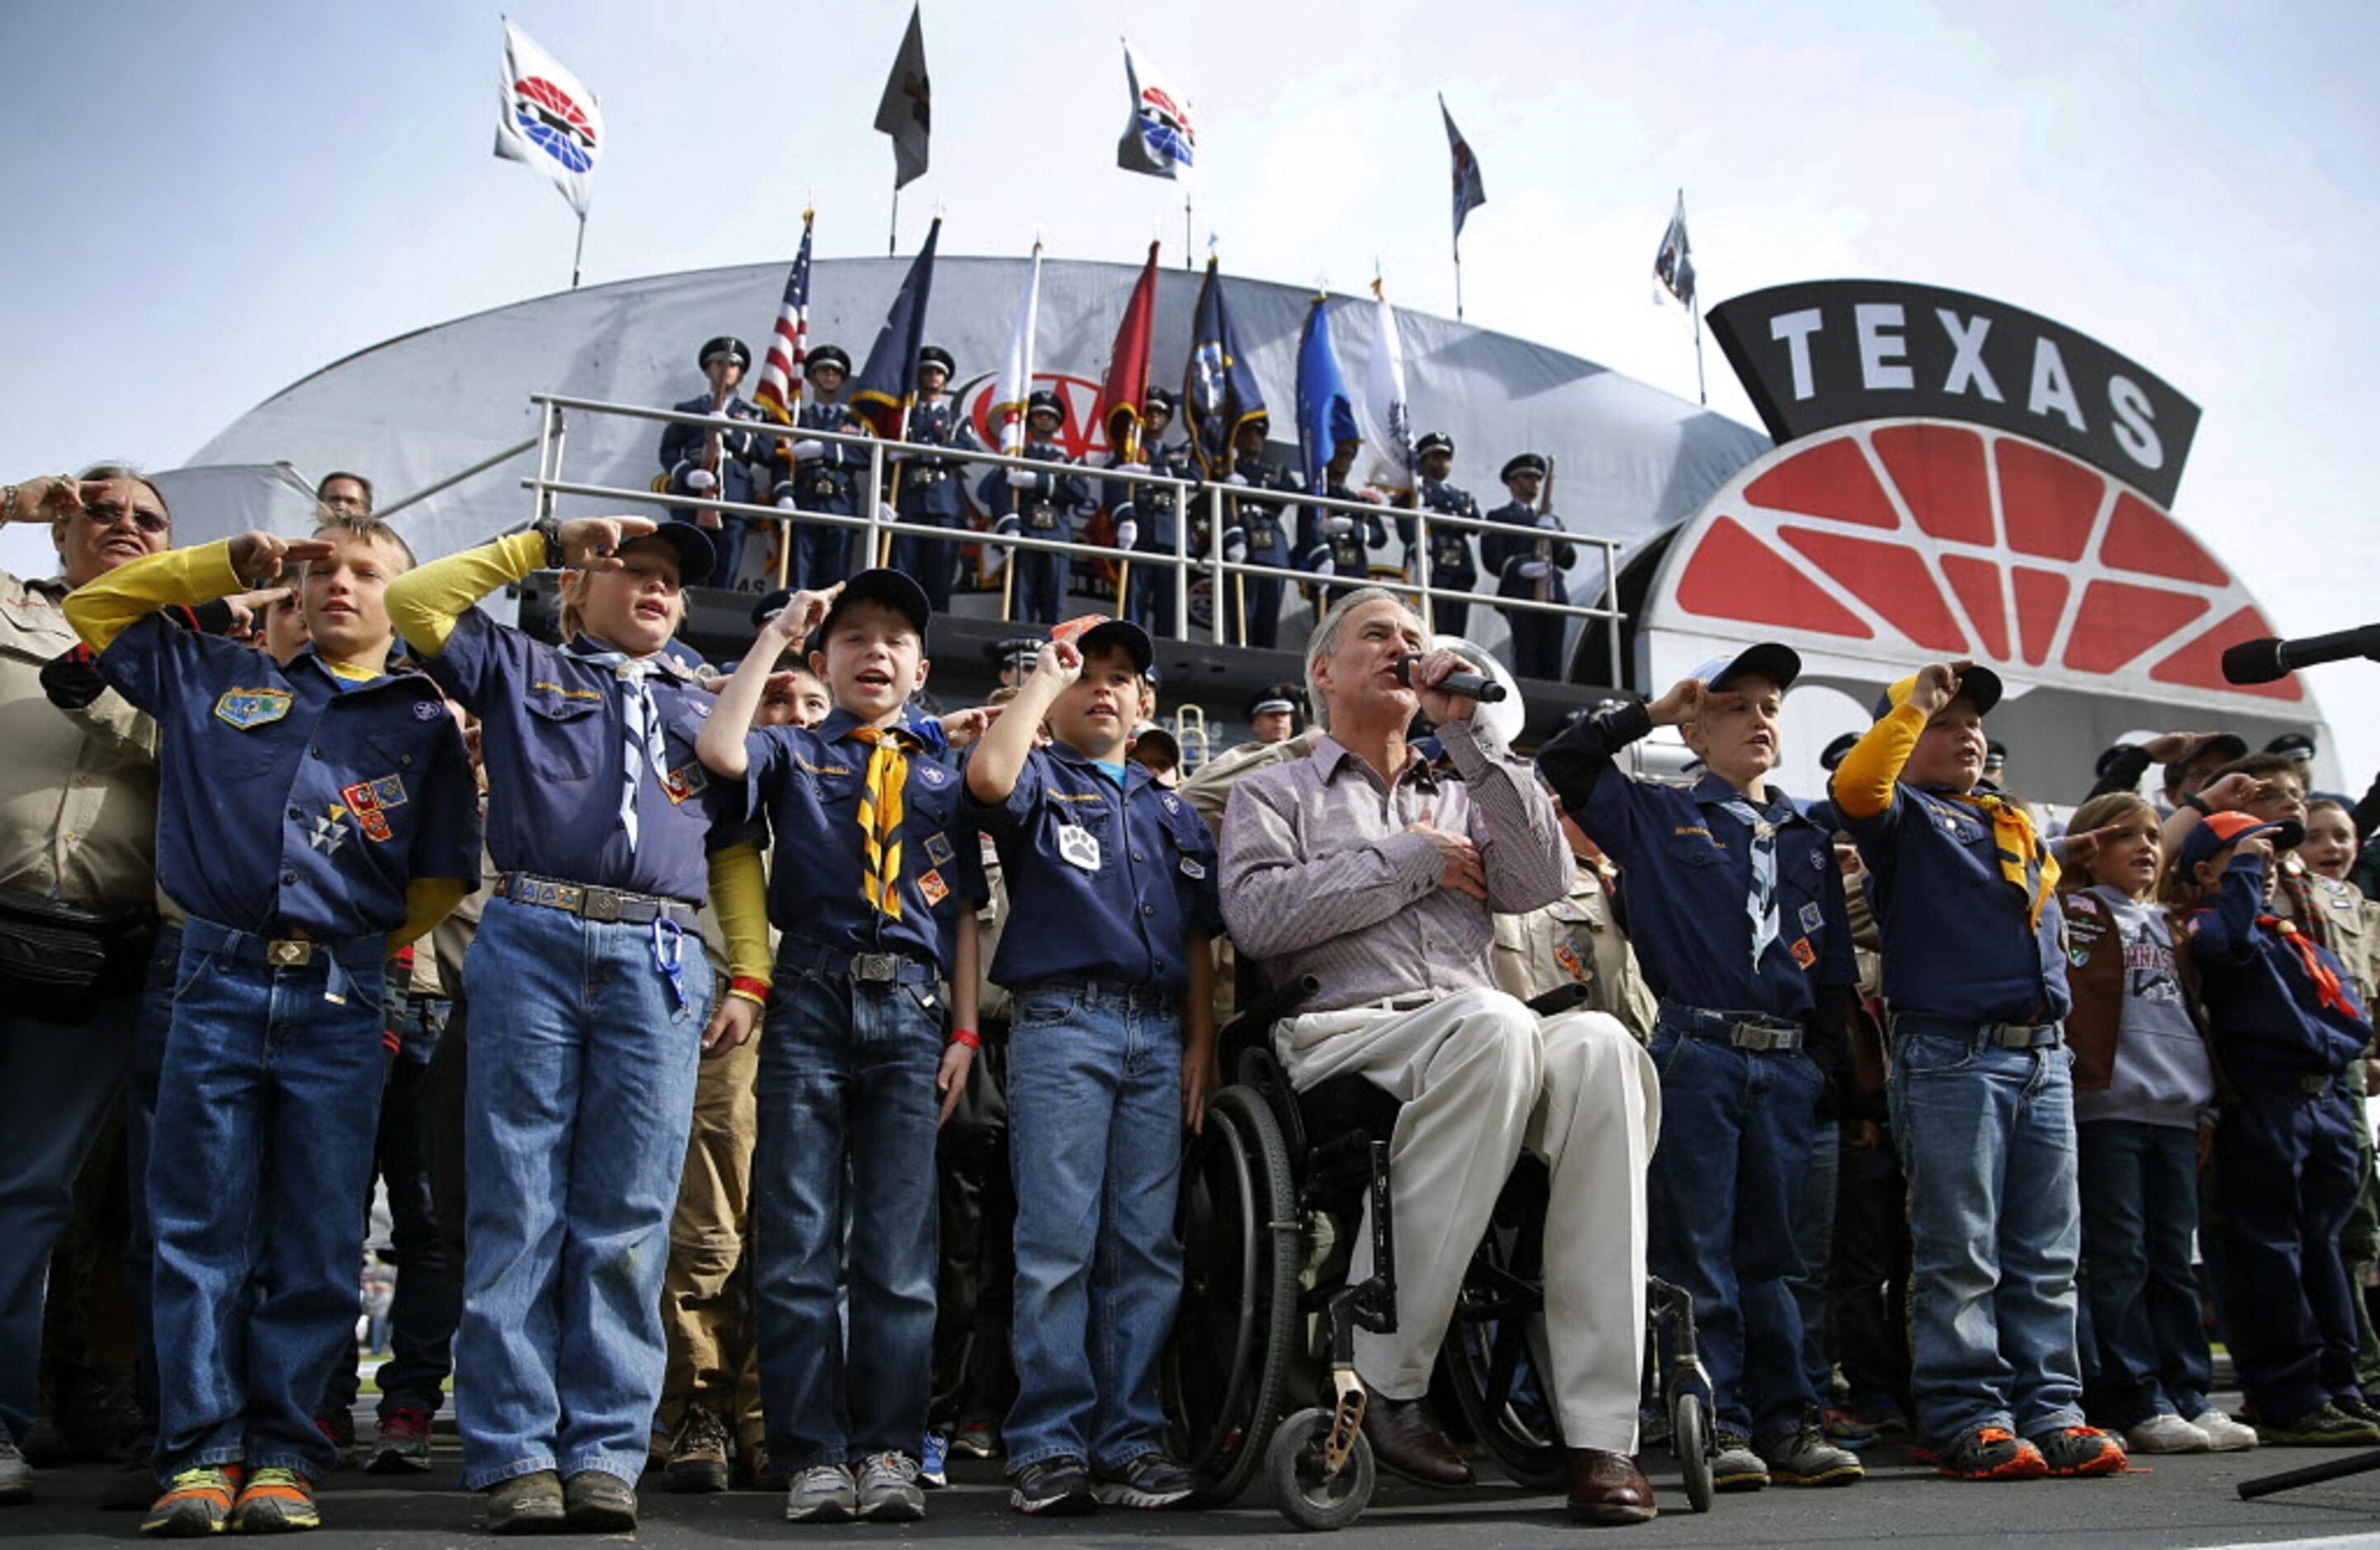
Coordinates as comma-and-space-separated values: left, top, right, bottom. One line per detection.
1645, 1018, 1824, 1439
1791, 1120, 1843, 1403
1887, 1016, 2084, 1445
753, 949, 943, 1468
2214, 1079, 2364, 1420
1003, 980, 1185, 1470
123, 924, 184, 1438
0, 974, 140, 1446
452, 899, 707, 1488
148, 919, 388, 1481
2076, 1119, 2211, 1426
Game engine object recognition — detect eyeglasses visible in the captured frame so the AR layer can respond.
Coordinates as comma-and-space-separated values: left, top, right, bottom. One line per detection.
80, 501, 170, 535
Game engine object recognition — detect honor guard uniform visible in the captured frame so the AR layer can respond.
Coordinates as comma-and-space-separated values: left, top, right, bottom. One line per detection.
1107, 388, 1201, 640
894, 345, 982, 613
1219, 413, 1299, 650
773, 343, 864, 590
986, 391, 1091, 626
660, 337, 770, 591
1297, 440, 1387, 608
1398, 432, 1482, 640
1480, 453, 1578, 680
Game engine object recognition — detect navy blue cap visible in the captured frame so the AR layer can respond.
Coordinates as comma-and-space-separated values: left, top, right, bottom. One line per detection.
1688, 642, 1801, 695
637, 521, 716, 586
1873, 664, 2004, 720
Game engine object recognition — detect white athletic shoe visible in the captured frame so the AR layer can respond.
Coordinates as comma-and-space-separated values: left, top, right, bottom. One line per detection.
2125, 1413, 2210, 1453
2184, 1408, 2259, 1452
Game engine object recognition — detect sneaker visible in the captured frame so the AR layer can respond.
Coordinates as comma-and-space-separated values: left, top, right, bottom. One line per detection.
484, 1470, 565, 1535
2124, 1413, 2211, 1454
228, 1467, 319, 1533
367, 1406, 435, 1475
563, 1470, 637, 1532
1818, 1406, 1880, 1448
855, 1452, 925, 1522
920, 1430, 950, 1489
312, 1410, 355, 1467
1010, 1455, 1098, 1516
2259, 1404, 2380, 1447
2027, 1426, 2127, 1478
783, 1463, 857, 1524
2334, 1394, 2380, 1428
665, 1406, 731, 1494
0, 1436, 30, 1505
1935, 1425, 2049, 1481
1758, 1420, 1865, 1486
949, 1419, 1001, 1459
1092, 1451, 1195, 1509
2184, 1407, 2259, 1452
142, 1467, 238, 1537
1710, 1428, 1769, 1491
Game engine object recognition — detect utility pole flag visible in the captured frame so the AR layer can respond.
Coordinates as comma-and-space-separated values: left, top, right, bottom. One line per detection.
1654, 191, 1696, 307
875, 4, 932, 191
494, 18, 603, 219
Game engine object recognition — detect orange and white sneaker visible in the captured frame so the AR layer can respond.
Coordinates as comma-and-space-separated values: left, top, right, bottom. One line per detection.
141, 1467, 239, 1536
1934, 1425, 2050, 1481
228, 1467, 319, 1533
2028, 1425, 2127, 1478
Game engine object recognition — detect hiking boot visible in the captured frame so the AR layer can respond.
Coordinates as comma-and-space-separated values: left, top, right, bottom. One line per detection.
1710, 1428, 1767, 1491
854, 1452, 925, 1522
2124, 1413, 2210, 1454
483, 1470, 564, 1535
228, 1467, 318, 1533
1091, 1451, 1195, 1509
1010, 1455, 1098, 1515
563, 1471, 636, 1532
142, 1467, 238, 1537
2333, 1394, 2380, 1427
919, 1430, 950, 1489
0, 1436, 30, 1505
367, 1407, 435, 1474
665, 1406, 731, 1494
783, 1463, 857, 1524
1758, 1420, 1864, 1486
1935, 1425, 2048, 1481
743, 1441, 786, 1491
2184, 1407, 2259, 1452
2259, 1404, 2380, 1447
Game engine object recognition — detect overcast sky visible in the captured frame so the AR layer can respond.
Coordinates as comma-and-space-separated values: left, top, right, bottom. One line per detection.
3, 0, 2374, 784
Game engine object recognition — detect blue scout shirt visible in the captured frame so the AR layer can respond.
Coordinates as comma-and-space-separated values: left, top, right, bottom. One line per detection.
2187, 854, 2371, 1082
419, 609, 758, 903
963, 741, 1221, 995
96, 618, 480, 939
1838, 780, 2071, 1026
745, 708, 972, 976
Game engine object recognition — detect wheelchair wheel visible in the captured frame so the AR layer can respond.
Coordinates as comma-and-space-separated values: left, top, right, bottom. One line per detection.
1439, 1164, 1568, 1490
1168, 1084, 1299, 1506
1266, 1406, 1375, 1531
1673, 1390, 1714, 1513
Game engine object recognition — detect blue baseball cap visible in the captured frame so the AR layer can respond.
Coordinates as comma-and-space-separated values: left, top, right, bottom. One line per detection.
2179, 811, 2304, 872
1687, 641, 1801, 695
1872, 663, 2004, 721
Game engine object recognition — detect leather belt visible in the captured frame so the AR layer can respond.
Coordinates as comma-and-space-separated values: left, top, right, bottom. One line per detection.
1890, 1011, 2064, 1050
779, 938, 939, 986
495, 873, 699, 929
1659, 1002, 1805, 1054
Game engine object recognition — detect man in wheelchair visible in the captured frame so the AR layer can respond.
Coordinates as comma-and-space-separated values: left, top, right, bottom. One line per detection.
1218, 588, 1663, 1525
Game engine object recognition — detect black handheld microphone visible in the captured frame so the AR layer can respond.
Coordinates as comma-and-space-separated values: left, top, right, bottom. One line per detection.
1397, 653, 1507, 703
2220, 623, 2380, 685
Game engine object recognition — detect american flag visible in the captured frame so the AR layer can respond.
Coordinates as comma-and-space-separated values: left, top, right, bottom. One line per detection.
752, 210, 814, 423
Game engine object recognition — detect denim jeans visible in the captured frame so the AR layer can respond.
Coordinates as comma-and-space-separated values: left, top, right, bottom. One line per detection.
1003, 980, 1185, 1470
1887, 1016, 2084, 1445
1791, 1120, 1843, 1403
2214, 1079, 2364, 1420
148, 919, 388, 1481
452, 899, 707, 1488
753, 951, 944, 1468
124, 924, 184, 1437
2075, 1119, 2211, 1427
1645, 1019, 1824, 1439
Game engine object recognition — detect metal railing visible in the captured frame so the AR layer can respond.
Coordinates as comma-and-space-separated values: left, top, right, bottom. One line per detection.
521, 392, 1627, 673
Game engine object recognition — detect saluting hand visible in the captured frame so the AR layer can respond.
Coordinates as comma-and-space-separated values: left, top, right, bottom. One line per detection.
1033, 637, 1084, 689
762, 582, 840, 645
3, 475, 89, 525
226, 531, 335, 587
2192, 771, 2261, 815
935, 704, 1005, 749
2141, 730, 2225, 763
222, 585, 292, 640
1908, 659, 1974, 716
557, 515, 658, 570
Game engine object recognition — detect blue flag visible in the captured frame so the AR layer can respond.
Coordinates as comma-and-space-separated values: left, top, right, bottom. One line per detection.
1183, 255, 1266, 478
847, 217, 940, 437
1441, 94, 1486, 243
1294, 295, 1360, 494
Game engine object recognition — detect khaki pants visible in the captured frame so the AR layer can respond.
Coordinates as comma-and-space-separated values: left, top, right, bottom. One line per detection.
657, 1030, 763, 1453
1277, 985, 1660, 1454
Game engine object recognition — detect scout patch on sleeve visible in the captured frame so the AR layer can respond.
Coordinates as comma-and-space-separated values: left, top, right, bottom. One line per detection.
919, 868, 949, 905
214, 688, 293, 729
1798, 900, 1825, 933
923, 831, 955, 867
1180, 856, 1207, 880
338, 776, 407, 842
660, 763, 708, 804
1790, 936, 1817, 970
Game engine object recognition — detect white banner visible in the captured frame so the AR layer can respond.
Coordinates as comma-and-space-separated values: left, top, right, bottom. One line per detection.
494, 18, 603, 218
1116, 40, 1196, 182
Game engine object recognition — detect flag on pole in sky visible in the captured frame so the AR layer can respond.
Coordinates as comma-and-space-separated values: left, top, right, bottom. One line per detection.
750, 211, 815, 425
1355, 279, 1415, 497
1100, 242, 1162, 465
874, 3, 931, 190
846, 218, 941, 437
494, 18, 603, 217
1182, 257, 1267, 479
1294, 297, 1360, 495
1441, 94, 1485, 243
1116, 40, 1196, 181
1654, 190, 1696, 307
991, 242, 1044, 456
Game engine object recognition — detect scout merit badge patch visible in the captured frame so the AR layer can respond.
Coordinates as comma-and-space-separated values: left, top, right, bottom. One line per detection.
661, 763, 708, 805
214, 688, 292, 729
919, 869, 949, 905
338, 775, 408, 842
923, 831, 956, 867
1058, 825, 1101, 873
1799, 901, 1825, 933
1791, 937, 1817, 970
1555, 941, 1587, 982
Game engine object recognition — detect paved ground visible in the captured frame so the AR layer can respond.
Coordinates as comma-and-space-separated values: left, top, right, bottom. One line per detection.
10, 1433, 2380, 1548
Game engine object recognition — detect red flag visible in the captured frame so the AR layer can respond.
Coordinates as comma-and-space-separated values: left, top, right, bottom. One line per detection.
1099, 241, 1162, 465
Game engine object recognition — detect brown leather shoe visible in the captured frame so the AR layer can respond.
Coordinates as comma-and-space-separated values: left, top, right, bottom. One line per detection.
1360, 1394, 1474, 1488
1568, 1448, 1656, 1525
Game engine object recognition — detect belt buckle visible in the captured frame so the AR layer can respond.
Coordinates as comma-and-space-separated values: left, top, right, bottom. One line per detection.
268, 938, 314, 968
1990, 1023, 2035, 1048
852, 952, 898, 985
583, 889, 622, 924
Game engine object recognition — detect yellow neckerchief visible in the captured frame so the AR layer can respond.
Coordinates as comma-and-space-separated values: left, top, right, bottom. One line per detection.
1938, 789, 2061, 928
849, 725, 917, 920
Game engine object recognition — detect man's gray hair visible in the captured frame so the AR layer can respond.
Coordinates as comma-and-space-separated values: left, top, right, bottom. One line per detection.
1303, 586, 1424, 732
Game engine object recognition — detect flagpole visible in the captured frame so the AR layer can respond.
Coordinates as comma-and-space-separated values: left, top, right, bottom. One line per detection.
888, 186, 899, 257
1692, 292, 1707, 406
571, 210, 587, 290
1183, 193, 1192, 272
1452, 239, 1464, 321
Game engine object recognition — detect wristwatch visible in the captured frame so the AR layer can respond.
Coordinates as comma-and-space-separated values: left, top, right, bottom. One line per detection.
533, 514, 564, 569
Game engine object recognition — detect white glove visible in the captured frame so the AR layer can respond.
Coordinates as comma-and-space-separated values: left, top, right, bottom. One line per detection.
791, 439, 826, 461
982, 543, 1010, 576
1225, 539, 1248, 564
1114, 461, 1149, 477
1005, 466, 1040, 489
1517, 560, 1551, 579
1322, 513, 1354, 537
1225, 471, 1250, 487
1535, 512, 1561, 530
1114, 519, 1138, 551
1313, 558, 1336, 578
684, 467, 717, 494
878, 502, 898, 523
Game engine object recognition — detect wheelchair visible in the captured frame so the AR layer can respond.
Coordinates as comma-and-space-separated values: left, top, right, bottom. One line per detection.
1167, 975, 1715, 1529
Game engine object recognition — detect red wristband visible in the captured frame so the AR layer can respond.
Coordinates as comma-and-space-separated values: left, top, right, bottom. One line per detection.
948, 1028, 982, 1050
730, 976, 771, 1005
